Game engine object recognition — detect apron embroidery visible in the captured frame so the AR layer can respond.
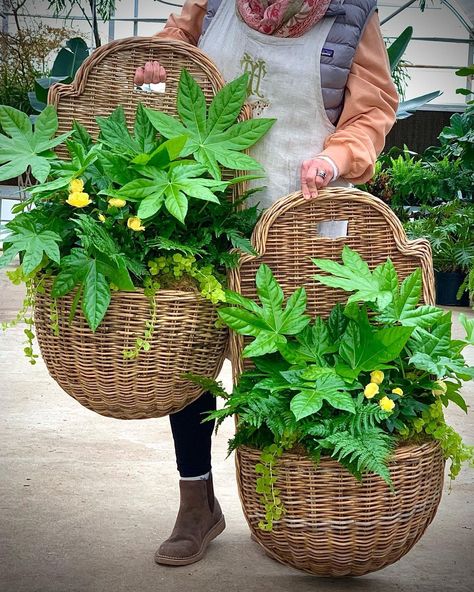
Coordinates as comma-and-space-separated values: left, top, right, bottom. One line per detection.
240, 52, 268, 100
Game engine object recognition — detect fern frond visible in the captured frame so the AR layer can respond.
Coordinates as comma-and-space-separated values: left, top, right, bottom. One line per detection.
321, 427, 395, 486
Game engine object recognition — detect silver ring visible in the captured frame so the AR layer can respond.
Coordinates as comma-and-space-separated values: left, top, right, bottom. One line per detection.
317, 170, 327, 179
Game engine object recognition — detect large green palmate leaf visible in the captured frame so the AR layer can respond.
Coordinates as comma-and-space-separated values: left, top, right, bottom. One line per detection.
218, 264, 310, 357
376, 268, 443, 330
0, 220, 61, 275
0, 105, 71, 182
313, 246, 394, 310
289, 374, 355, 420
338, 307, 413, 374
409, 352, 474, 381
278, 318, 337, 364
117, 163, 226, 222
145, 70, 276, 180
407, 311, 452, 359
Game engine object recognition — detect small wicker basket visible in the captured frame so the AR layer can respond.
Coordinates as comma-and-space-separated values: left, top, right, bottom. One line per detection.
31, 38, 250, 419
229, 188, 445, 576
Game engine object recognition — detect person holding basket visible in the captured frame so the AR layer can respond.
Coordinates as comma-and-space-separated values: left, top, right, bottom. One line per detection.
134, 0, 398, 566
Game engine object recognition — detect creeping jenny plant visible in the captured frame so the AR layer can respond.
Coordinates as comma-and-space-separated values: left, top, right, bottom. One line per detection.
0, 70, 275, 360
194, 247, 474, 531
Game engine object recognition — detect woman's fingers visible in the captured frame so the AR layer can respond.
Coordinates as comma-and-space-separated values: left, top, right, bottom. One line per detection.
134, 66, 145, 86
134, 61, 167, 86
300, 158, 334, 199
143, 61, 155, 83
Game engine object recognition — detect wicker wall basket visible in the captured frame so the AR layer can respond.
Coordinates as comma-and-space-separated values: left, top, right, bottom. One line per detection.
34, 279, 228, 419
32, 38, 250, 419
229, 188, 444, 576
237, 441, 445, 577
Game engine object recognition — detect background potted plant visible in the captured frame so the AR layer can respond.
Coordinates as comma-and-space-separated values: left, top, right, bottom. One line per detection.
405, 200, 474, 307
0, 69, 275, 419
194, 246, 474, 576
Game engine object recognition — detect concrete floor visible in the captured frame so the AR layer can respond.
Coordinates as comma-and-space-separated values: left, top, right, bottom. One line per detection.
1, 267, 473, 592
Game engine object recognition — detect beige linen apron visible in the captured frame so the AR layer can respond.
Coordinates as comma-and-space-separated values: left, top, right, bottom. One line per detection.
198, 0, 350, 209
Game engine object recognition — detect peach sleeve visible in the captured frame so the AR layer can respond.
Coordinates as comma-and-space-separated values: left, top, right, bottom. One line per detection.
153, 0, 207, 45
319, 12, 399, 184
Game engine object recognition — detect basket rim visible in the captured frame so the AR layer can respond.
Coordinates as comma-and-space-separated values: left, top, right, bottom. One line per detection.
237, 437, 441, 464
35, 272, 220, 301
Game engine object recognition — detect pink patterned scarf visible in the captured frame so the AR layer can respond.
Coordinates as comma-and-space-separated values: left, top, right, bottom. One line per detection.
236, 0, 332, 38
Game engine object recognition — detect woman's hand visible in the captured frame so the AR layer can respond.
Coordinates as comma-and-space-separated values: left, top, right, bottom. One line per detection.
134, 60, 167, 86
300, 157, 334, 199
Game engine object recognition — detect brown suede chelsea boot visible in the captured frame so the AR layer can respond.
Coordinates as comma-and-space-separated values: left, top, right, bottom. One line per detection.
154, 474, 225, 566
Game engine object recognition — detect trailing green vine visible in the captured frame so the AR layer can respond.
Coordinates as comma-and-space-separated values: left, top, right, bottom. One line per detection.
401, 400, 474, 480
122, 275, 159, 360
49, 296, 60, 336
255, 444, 284, 532
1, 269, 43, 365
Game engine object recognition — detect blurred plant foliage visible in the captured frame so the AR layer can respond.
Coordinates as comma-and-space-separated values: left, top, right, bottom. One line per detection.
0, 0, 82, 114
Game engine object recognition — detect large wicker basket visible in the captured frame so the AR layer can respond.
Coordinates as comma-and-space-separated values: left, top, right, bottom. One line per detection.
32, 38, 250, 419
237, 441, 445, 577
34, 279, 228, 419
229, 188, 444, 575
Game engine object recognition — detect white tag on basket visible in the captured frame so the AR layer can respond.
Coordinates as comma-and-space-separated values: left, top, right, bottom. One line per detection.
135, 82, 166, 94
316, 220, 348, 239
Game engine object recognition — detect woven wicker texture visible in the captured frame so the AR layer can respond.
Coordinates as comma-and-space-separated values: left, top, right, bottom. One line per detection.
49, 37, 248, 158
229, 187, 441, 575
34, 279, 228, 419
36, 38, 249, 418
229, 188, 435, 377
237, 441, 445, 577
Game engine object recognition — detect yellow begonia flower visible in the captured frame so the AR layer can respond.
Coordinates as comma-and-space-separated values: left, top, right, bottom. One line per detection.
69, 178, 84, 193
432, 380, 447, 396
66, 191, 91, 208
98, 213, 106, 223
127, 216, 145, 231
108, 197, 127, 208
364, 383, 379, 399
379, 396, 395, 412
391, 388, 404, 397
370, 370, 384, 385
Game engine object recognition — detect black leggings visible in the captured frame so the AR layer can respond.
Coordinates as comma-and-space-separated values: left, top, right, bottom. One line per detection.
169, 391, 216, 478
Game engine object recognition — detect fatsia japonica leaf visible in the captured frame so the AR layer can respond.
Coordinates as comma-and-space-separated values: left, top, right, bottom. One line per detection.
117, 163, 226, 222
312, 246, 394, 309
376, 268, 443, 330
145, 70, 276, 180
0, 220, 61, 275
407, 311, 452, 359
289, 374, 354, 420
278, 318, 337, 364
409, 352, 474, 381
218, 264, 310, 357
338, 306, 413, 373
0, 105, 71, 182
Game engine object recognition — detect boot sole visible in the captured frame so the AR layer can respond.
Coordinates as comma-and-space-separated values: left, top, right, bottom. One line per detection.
154, 515, 226, 566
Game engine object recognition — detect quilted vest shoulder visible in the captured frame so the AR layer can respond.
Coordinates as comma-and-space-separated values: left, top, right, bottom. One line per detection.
200, 0, 378, 125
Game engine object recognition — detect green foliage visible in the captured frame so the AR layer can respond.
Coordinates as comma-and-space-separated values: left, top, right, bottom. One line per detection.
29, 38, 90, 115
219, 264, 310, 357
145, 70, 276, 180
196, 247, 473, 530
1, 69, 272, 338
404, 200, 474, 299
0, 105, 72, 182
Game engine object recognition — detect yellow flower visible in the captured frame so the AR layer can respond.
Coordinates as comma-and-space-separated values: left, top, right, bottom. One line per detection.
364, 383, 379, 399
379, 396, 395, 412
98, 213, 106, 223
370, 370, 384, 385
391, 387, 404, 397
69, 178, 84, 193
127, 216, 145, 231
108, 197, 127, 208
432, 380, 447, 396
66, 191, 91, 208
